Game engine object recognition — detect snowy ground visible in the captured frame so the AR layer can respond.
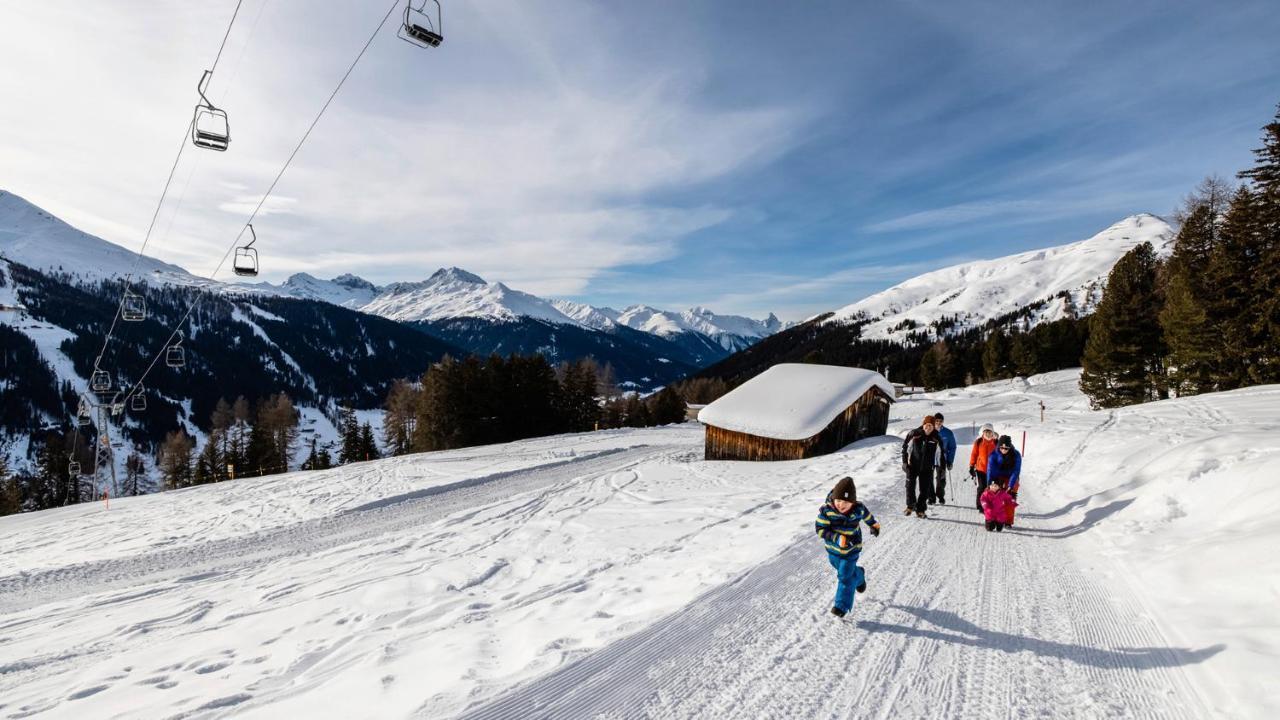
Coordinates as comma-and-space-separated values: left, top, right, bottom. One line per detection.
0, 370, 1275, 718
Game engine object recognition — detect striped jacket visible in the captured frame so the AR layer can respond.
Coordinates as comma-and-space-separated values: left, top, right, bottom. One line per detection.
815, 499, 880, 557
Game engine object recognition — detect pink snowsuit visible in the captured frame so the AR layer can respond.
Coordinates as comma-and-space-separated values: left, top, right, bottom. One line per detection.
980, 487, 1016, 524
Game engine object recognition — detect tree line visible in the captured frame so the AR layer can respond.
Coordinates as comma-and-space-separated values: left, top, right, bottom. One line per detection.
1080, 104, 1280, 408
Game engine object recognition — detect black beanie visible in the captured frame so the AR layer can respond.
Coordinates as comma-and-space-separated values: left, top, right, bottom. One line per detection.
831, 476, 857, 503
998, 435, 1013, 448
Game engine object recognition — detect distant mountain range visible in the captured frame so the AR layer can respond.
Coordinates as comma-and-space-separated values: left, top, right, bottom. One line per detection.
0, 190, 784, 381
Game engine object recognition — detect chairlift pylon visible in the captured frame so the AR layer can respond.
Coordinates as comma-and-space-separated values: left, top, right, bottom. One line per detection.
122, 289, 146, 322
166, 335, 186, 369
192, 70, 230, 151
233, 224, 259, 277
398, 0, 443, 48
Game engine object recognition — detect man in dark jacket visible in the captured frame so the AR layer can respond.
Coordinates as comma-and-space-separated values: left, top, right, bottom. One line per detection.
933, 412, 957, 504
901, 415, 945, 518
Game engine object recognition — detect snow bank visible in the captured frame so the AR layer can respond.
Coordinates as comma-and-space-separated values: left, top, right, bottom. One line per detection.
697, 363, 894, 440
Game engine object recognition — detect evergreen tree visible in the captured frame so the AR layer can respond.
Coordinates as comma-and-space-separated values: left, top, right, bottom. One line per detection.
123, 453, 150, 496
919, 341, 956, 391
1010, 332, 1039, 378
338, 406, 362, 463
1237, 104, 1280, 383
1204, 188, 1266, 388
358, 422, 381, 461
301, 436, 333, 471
193, 437, 222, 485
0, 451, 19, 516
1080, 242, 1166, 408
982, 330, 1012, 380
648, 387, 688, 425
157, 431, 194, 490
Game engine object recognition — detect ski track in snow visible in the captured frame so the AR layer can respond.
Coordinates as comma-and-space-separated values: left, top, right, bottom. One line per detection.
458, 425, 1214, 720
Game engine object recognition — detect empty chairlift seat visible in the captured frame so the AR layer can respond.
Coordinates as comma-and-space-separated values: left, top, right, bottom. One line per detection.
192, 70, 230, 151
166, 341, 186, 368
91, 368, 112, 393
233, 224, 259, 277
399, 0, 444, 48
122, 290, 146, 321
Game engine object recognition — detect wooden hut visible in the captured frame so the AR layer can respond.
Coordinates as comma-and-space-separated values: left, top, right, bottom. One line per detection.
698, 364, 894, 461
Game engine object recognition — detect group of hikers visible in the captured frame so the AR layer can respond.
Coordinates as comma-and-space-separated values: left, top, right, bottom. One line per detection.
813, 411, 1024, 618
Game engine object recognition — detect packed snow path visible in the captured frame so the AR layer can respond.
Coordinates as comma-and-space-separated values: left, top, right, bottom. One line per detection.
461, 457, 1216, 719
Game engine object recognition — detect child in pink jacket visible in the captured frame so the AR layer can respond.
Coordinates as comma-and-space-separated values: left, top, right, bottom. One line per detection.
979, 481, 1016, 533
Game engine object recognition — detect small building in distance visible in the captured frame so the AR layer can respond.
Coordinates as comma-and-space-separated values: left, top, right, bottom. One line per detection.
697, 364, 895, 461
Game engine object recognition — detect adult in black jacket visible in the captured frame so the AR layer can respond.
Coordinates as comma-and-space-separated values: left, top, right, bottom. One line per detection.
901, 415, 945, 518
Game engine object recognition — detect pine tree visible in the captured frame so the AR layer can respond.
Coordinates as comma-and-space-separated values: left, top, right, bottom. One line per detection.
982, 330, 1012, 380
1080, 242, 1166, 408
301, 436, 333, 471
338, 406, 362, 463
123, 453, 150, 496
919, 341, 956, 391
1010, 332, 1040, 378
358, 422, 380, 461
648, 387, 688, 425
1237, 104, 1280, 384
1204, 188, 1265, 388
0, 451, 19, 516
1161, 189, 1229, 396
157, 431, 194, 490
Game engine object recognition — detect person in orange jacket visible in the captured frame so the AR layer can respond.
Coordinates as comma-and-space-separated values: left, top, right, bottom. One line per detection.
968, 423, 998, 512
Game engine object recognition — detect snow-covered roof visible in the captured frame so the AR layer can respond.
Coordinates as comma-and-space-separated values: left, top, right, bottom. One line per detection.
697, 364, 894, 440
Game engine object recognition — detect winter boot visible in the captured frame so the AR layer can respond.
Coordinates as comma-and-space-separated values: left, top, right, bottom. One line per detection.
985, 521, 995, 532
937, 496, 946, 505
856, 579, 867, 594
916, 510, 927, 519
994, 523, 1004, 532
927, 498, 936, 506
904, 507, 913, 516
831, 607, 847, 618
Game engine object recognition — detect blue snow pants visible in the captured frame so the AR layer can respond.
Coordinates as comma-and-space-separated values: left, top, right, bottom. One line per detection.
827, 552, 864, 613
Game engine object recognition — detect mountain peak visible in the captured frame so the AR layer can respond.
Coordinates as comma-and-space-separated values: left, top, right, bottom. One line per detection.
331, 273, 378, 292
429, 267, 486, 285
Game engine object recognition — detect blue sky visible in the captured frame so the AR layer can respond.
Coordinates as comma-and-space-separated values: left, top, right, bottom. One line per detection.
2, 0, 1278, 320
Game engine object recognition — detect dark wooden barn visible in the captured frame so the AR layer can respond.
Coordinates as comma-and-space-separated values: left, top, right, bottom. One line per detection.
697, 364, 894, 462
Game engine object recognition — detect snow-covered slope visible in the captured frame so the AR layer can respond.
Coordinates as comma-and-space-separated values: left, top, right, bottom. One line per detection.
0, 191, 197, 286
2, 371, 1272, 718
829, 214, 1175, 339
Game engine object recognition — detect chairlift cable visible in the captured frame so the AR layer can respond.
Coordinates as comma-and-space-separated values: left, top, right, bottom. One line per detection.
88, 0, 247, 392
119, 0, 403, 408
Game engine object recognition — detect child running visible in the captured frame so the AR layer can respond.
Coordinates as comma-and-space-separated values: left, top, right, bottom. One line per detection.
979, 480, 1016, 532
814, 476, 881, 617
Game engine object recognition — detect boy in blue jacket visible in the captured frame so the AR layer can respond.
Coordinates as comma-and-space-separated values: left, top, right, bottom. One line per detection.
815, 476, 881, 617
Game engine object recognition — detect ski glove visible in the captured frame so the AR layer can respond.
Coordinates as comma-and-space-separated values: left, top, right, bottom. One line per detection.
870, 525, 880, 537
968, 465, 976, 478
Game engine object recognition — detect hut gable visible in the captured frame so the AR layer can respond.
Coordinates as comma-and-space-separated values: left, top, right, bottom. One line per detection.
697, 364, 894, 461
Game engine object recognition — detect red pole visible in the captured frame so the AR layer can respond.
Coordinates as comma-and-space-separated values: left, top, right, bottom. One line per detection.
1021, 430, 1026, 456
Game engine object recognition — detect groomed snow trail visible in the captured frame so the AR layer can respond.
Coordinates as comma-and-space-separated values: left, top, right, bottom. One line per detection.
460, 439, 1217, 719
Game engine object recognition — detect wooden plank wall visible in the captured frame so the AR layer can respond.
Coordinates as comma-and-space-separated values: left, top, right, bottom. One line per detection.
704, 387, 893, 462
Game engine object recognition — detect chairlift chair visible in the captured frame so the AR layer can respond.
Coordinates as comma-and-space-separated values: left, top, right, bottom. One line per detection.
233, 224, 259, 277
192, 70, 230, 151
166, 337, 186, 369
131, 387, 147, 412
76, 396, 93, 426
399, 0, 444, 48
68, 461, 82, 477
122, 290, 146, 322
91, 365, 112, 393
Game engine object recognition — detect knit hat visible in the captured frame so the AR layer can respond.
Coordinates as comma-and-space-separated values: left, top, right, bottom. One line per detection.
980, 423, 995, 434
922, 414, 936, 425
831, 476, 857, 503
998, 434, 1013, 448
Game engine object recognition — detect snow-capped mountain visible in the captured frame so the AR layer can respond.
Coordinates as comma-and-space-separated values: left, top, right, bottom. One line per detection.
614, 305, 784, 352
828, 214, 1174, 340
254, 272, 381, 309
361, 268, 579, 325
0, 191, 199, 286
